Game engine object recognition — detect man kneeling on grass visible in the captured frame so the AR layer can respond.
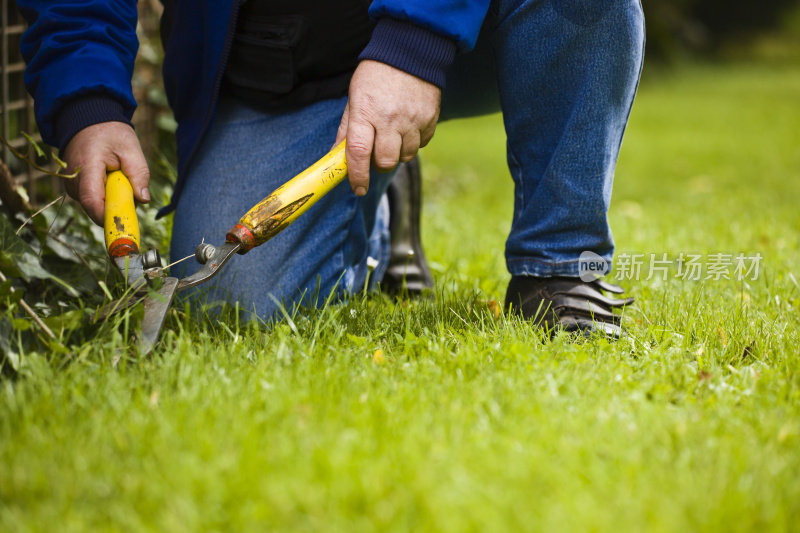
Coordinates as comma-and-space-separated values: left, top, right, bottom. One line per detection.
18, 0, 643, 338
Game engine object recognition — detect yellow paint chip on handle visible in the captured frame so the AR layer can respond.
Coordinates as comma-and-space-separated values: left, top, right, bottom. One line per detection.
104, 170, 140, 257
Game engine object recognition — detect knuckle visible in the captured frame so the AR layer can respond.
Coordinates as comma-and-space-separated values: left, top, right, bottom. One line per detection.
132, 166, 151, 182
352, 93, 376, 112
374, 155, 397, 170
383, 110, 402, 125
348, 141, 373, 159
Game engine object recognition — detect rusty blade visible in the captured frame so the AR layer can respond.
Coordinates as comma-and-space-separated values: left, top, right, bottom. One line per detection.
139, 276, 179, 355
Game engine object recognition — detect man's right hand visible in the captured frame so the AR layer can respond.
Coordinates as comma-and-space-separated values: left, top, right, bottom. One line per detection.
62, 122, 150, 226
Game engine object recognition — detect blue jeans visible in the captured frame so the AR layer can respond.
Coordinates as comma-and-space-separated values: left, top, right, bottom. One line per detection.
171, 0, 645, 319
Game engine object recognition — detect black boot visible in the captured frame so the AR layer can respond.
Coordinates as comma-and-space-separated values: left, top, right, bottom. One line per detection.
504, 275, 634, 339
381, 157, 434, 295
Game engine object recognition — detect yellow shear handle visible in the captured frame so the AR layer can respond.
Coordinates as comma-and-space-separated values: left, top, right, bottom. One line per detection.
104, 170, 140, 257
226, 140, 348, 253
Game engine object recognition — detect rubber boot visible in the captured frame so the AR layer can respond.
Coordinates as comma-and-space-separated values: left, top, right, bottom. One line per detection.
381, 157, 434, 295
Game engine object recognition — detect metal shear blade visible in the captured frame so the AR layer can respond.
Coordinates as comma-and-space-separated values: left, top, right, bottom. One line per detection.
138, 242, 241, 354
139, 277, 179, 355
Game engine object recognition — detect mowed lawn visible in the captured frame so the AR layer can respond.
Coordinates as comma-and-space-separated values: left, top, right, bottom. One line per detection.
2, 60, 800, 532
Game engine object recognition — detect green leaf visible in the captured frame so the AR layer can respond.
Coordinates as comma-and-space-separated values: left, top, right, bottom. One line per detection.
51, 150, 69, 170
21, 131, 45, 158
0, 280, 13, 298
47, 339, 71, 356
0, 216, 50, 281
6, 289, 24, 306
11, 318, 31, 331
40, 256, 92, 297
43, 309, 86, 334
32, 212, 50, 236
44, 235, 80, 263
15, 185, 31, 205
0, 253, 23, 278
0, 216, 79, 297
4, 249, 50, 282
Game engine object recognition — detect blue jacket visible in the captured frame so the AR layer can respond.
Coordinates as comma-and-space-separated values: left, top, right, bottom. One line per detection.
18, 0, 490, 215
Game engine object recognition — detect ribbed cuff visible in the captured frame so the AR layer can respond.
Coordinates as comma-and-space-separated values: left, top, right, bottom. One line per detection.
54, 95, 133, 153
358, 18, 457, 89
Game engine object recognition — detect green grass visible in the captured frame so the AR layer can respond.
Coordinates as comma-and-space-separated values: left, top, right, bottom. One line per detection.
3, 59, 800, 532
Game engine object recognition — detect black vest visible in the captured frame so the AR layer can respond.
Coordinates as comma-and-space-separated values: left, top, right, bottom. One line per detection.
224, 0, 375, 110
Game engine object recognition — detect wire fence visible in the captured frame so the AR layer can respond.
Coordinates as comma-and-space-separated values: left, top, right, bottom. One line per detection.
1, 0, 170, 209
1, 0, 57, 207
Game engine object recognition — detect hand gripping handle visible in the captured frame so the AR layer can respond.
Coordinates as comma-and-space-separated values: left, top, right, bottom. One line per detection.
226, 140, 348, 253
104, 170, 140, 257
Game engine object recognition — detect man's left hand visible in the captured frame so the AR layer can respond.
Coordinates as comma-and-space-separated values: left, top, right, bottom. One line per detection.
335, 60, 441, 197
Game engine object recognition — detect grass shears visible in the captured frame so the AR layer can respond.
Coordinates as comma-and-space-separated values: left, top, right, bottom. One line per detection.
100, 141, 348, 354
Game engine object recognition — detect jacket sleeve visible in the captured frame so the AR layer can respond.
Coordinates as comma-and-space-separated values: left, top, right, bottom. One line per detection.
17, 0, 139, 151
359, 1, 490, 89
368, 0, 491, 51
